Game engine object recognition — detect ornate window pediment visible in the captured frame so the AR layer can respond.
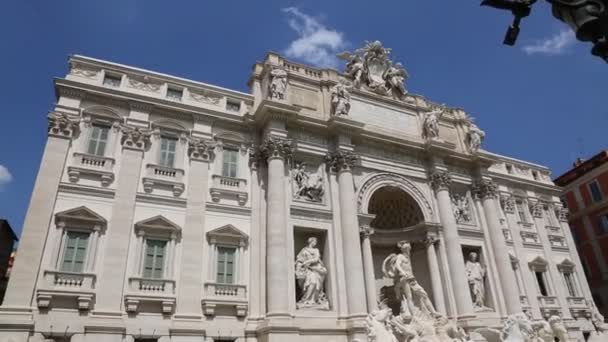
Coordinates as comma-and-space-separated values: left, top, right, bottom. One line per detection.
529, 256, 548, 271
55, 206, 107, 232
135, 215, 181, 239
557, 259, 576, 271
206, 224, 248, 247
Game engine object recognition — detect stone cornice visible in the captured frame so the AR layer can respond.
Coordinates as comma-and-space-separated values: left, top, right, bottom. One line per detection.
251, 99, 301, 126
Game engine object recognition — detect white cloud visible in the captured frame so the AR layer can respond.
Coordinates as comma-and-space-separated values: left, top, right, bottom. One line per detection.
522, 29, 576, 56
281, 7, 346, 68
0, 165, 12, 191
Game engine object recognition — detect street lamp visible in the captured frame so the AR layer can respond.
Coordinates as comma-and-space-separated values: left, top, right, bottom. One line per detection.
481, 0, 608, 62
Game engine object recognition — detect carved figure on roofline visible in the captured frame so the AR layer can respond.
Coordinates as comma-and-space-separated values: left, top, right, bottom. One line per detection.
422, 104, 447, 140
268, 67, 287, 100
330, 79, 352, 117
467, 121, 486, 154
383, 62, 408, 98
295, 237, 329, 310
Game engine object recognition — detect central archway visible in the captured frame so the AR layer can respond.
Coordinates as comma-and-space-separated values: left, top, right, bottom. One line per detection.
368, 186, 424, 230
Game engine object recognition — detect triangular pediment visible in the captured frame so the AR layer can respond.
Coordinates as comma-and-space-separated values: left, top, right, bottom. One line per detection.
55, 206, 106, 224
207, 224, 248, 244
529, 256, 548, 266
135, 215, 181, 232
558, 258, 576, 269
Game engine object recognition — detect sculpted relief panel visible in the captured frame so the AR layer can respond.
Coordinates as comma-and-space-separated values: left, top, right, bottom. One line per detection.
291, 161, 325, 203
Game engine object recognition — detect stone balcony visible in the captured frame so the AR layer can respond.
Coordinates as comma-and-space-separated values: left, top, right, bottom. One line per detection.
67, 152, 115, 187
201, 282, 248, 317
548, 235, 569, 251
36, 270, 96, 310
124, 277, 176, 314
142, 164, 185, 197
521, 231, 542, 247
209, 175, 248, 205
538, 295, 562, 318
567, 297, 592, 318
545, 225, 562, 235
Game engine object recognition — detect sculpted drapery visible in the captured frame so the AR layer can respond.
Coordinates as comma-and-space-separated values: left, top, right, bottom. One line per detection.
295, 237, 329, 309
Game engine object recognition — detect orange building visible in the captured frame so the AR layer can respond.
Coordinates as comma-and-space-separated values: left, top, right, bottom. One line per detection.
555, 150, 608, 318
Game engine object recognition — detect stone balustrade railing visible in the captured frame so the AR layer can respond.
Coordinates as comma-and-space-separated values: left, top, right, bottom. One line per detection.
43, 270, 96, 291
209, 175, 248, 205
128, 277, 175, 295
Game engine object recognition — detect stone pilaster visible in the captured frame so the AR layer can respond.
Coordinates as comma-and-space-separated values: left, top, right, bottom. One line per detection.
424, 234, 446, 315
326, 150, 367, 317
359, 225, 376, 312
94, 125, 149, 314
429, 170, 474, 317
2, 113, 79, 309
474, 179, 522, 315
175, 138, 214, 318
260, 135, 293, 318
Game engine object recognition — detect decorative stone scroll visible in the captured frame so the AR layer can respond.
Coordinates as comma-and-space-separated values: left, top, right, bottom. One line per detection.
557, 208, 569, 222
422, 105, 447, 141
188, 138, 215, 162
325, 150, 359, 172
48, 112, 80, 138
529, 202, 544, 219
120, 125, 151, 150
337, 40, 410, 100
259, 135, 293, 161
500, 194, 516, 214
360, 225, 375, 238
429, 171, 452, 192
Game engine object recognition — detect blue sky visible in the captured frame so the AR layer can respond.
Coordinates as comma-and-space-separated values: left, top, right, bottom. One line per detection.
0, 0, 606, 237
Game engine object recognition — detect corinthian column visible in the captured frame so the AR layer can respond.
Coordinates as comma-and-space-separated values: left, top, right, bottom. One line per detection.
360, 226, 376, 312
326, 150, 367, 317
3, 113, 79, 309
429, 170, 474, 317
424, 234, 446, 315
260, 135, 293, 318
175, 138, 214, 318
475, 179, 521, 315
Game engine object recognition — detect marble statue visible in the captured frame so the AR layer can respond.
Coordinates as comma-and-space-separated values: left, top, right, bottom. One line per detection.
465, 252, 487, 310
382, 241, 441, 319
337, 41, 409, 99
467, 122, 486, 153
590, 311, 608, 341
269, 67, 287, 100
292, 162, 324, 202
475, 313, 534, 342
526, 311, 554, 342
548, 316, 569, 342
294, 237, 329, 310
365, 301, 399, 342
452, 194, 471, 223
423, 105, 446, 140
330, 79, 352, 117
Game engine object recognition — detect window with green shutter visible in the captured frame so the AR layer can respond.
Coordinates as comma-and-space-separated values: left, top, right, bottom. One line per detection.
159, 137, 177, 168
143, 239, 167, 279
87, 124, 109, 156
216, 246, 236, 284
222, 148, 238, 178
61, 231, 90, 273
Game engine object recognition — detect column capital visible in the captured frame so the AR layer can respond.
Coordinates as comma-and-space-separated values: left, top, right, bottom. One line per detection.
325, 150, 359, 172
529, 201, 544, 218
359, 225, 375, 238
473, 179, 497, 200
120, 125, 151, 151
48, 112, 80, 138
429, 170, 452, 192
259, 135, 294, 161
500, 194, 516, 214
423, 234, 439, 247
188, 138, 215, 162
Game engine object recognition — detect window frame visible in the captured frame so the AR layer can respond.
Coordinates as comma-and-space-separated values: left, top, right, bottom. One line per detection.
221, 147, 239, 178
589, 180, 603, 203
216, 245, 237, 284
529, 257, 552, 297
60, 230, 91, 273
516, 199, 528, 223
102, 73, 122, 88
159, 136, 178, 168
166, 86, 183, 101
206, 224, 249, 285
133, 215, 181, 280
142, 238, 168, 279
87, 123, 110, 157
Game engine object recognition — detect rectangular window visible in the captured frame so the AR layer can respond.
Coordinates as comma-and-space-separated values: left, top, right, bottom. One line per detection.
226, 100, 241, 112
159, 137, 177, 168
563, 272, 577, 297
516, 200, 527, 223
532, 171, 539, 180
589, 181, 603, 203
87, 124, 109, 156
216, 246, 236, 284
222, 148, 239, 178
103, 74, 122, 87
506, 164, 513, 174
535, 271, 549, 296
599, 214, 608, 234
166, 87, 183, 101
143, 239, 166, 279
61, 231, 89, 273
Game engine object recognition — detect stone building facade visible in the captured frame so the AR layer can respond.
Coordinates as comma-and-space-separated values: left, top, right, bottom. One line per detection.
555, 151, 608, 319
0, 43, 602, 341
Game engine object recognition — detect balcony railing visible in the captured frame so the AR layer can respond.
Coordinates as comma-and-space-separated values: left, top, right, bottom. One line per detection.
68, 153, 115, 186
142, 164, 185, 197
124, 277, 176, 314
202, 282, 248, 317
538, 296, 560, 307
36, 270, 96, 310
567, 296, 587, 308
545, 225, 562, 235
128, 277, 175, 295
209, 175, 248, 205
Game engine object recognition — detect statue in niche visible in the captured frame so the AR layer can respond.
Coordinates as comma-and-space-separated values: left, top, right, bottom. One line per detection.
291, 162, 324, 202
330, 79, 352, 117
422, 105, 446, 140
452, 194, 472, 224
467, 122, 486, 153
465, 252, 488, 310
382, 241, 441, 320
268, 67, 287, 100
295, 237, 329, 310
